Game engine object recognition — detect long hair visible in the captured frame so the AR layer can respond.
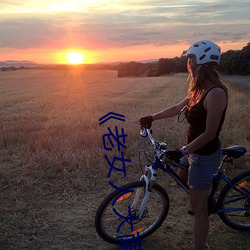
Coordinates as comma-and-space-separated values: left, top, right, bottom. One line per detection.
187, 63, 228, 107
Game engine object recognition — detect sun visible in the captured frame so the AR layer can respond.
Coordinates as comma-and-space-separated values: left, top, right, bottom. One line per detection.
66, 51, 85, 64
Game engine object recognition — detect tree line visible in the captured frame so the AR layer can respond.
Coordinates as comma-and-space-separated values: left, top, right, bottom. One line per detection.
1, 43, 249, 75
117, 43, 250, 77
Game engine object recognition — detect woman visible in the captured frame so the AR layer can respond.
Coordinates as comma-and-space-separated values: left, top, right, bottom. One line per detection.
139, 40, 228, 250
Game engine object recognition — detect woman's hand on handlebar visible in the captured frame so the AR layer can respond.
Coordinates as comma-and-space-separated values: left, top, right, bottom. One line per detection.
166, 149, 184, 163
139, 115, 153, 129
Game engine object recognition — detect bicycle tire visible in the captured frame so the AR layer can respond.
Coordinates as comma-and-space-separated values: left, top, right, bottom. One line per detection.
217, 170, 250, 231
95, 180, 170, 244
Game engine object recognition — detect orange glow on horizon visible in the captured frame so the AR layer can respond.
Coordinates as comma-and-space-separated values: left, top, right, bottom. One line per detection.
0, 40, 248, 65
93, 43, 189, 63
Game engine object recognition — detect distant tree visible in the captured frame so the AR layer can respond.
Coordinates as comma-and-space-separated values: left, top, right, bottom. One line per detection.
117, 42, 250, 77
219, 43, 250, 75
172, 56, 187, 73
240, 43, 250, 74
117, 61, 157, 77
158, 58, 175, 75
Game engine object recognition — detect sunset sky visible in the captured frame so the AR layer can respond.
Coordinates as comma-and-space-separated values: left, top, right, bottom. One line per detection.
0, 0, 249, 64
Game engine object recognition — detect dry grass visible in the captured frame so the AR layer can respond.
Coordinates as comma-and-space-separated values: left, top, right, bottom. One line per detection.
0, 69, 249, 249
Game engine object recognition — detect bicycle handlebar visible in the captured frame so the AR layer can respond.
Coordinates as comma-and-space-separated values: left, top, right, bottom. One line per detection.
140, 128, 155, 146
140, 128, 167, 152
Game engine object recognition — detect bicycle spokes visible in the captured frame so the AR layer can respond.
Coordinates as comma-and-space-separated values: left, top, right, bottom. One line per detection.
218, 172, 250, 230
96, 181, 169, 243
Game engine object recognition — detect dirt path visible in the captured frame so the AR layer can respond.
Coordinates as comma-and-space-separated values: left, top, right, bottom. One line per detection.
222, 75, 250, 86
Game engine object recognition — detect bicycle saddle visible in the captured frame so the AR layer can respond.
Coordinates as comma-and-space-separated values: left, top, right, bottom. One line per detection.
222, 145, 247, 158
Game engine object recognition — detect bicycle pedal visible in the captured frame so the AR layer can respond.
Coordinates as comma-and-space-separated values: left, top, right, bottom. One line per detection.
187, 208, 216, 216
244, 198, 250, 207
243, 211, 250, 217
244, 199, 250, 217
188, 209, 194, 215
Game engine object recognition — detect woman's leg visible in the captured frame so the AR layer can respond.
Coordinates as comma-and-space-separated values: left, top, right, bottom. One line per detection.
177, 168, 188, 184
190, 188, 210, 250
188, 149, 221, 249
178, 156, 189, 185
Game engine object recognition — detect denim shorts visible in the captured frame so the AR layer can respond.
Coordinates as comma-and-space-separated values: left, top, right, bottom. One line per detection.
180, 148, 222, 190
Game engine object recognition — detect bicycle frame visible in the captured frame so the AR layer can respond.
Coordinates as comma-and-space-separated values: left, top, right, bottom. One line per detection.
136, 129, 190, 218
135, 129, 249, 219
140, 128, 189, 191
135, 162, 188, 219
95, 129, 249, 244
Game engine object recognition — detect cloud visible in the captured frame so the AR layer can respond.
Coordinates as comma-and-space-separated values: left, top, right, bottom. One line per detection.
0, 0, 249, 52
0, 0, 23, 7
0, 15, 60, 48
191, 31, 248, 42
189, 3, 230, 13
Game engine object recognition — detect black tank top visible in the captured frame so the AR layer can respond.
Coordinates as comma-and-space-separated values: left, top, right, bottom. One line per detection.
185, 86, 227, 155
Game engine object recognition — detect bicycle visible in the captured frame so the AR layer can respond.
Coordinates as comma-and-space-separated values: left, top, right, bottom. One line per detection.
95, 128, 250, 244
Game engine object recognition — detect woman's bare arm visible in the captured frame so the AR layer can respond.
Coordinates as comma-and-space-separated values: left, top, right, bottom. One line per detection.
151, 97, 189, 120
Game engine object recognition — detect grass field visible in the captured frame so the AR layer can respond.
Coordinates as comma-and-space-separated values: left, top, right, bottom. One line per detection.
0, 69, 249, 249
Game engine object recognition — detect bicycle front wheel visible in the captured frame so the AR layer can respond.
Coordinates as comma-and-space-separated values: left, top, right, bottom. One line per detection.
217, 170, 250, 231
95, 180, 169, 244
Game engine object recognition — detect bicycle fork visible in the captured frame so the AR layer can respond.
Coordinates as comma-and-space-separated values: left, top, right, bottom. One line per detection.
131, 165, 157, 219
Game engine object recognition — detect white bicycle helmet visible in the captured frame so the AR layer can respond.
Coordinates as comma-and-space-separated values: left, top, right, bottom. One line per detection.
183, 40, 221, 65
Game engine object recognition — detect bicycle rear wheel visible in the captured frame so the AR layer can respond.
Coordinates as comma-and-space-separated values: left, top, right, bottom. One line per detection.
217, 170, 250, 231
95, 180, 169, 244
